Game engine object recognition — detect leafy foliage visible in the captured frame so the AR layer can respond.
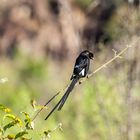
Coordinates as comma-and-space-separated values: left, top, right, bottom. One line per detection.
0, 103, 62, 139
0, 1, 140, 139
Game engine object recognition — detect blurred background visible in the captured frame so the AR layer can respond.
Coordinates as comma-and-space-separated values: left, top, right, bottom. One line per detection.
0, 0, 140, 139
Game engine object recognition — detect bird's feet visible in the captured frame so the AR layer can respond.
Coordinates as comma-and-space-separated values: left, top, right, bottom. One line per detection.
79, 80, 82, 84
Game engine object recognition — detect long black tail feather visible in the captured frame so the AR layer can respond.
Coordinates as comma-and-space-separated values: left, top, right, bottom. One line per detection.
45, 77, 79, 120
45, 97, 63, 120
57, 77, 79, 111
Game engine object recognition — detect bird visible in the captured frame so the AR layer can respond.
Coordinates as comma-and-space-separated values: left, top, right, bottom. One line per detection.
45, 50, 94, 120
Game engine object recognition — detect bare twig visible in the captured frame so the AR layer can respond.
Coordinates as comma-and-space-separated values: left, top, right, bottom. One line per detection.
32, 38, 139, 121
89, 44, 132, 76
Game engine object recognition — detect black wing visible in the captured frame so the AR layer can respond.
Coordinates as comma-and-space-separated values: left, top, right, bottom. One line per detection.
71, 56, 89, 79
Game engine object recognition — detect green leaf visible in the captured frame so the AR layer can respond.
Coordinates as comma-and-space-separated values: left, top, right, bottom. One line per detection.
30, 99, 36, 108
15, 131, 28, 139
15, 118, 23, 127
0, 127, 4, 134
21, 112, 34, 130
3, 121, 16, 131
0, 104, 11, 113
21, 112, 31, 124
4, 108, 11, 113
21, 112, 30, 120
7, 134, 15, 139
3, 119, 22, 131
3, 114, 16, 120
0, 104, 5, 110
25, 121, 34, 130
3, 114, 23, 127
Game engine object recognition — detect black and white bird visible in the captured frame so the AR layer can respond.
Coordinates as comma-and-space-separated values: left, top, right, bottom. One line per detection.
45, 50, 94, 120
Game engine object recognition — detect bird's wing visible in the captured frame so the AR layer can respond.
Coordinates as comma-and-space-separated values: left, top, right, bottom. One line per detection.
71, 58, 88, 79
75, 58, 88, 69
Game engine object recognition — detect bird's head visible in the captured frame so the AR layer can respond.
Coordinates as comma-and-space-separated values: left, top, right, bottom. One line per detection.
81, 50, 94, 60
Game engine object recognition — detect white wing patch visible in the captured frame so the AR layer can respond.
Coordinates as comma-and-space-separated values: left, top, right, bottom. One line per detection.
80, 68, 85, 76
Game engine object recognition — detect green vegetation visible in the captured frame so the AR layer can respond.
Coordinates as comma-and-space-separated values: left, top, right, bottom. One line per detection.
0, 0, 140, 140
0, 41, 140, 140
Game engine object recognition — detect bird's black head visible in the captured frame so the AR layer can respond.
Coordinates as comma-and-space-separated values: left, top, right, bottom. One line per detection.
81, 50, 94, 60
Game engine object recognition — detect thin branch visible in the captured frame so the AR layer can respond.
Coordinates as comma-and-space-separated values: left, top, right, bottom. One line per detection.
32, 38, 139, 121
89, 44, 132, 76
